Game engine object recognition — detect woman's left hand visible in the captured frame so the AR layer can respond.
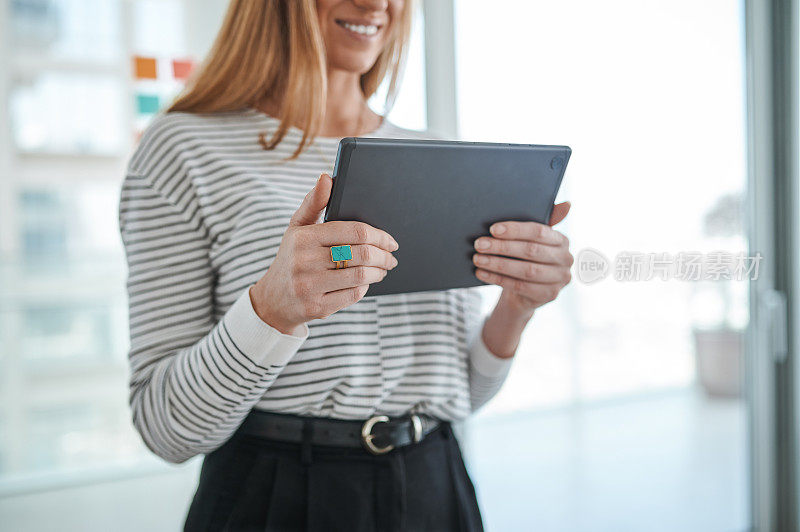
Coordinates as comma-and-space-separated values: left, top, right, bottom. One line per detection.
473, 202, 573, 318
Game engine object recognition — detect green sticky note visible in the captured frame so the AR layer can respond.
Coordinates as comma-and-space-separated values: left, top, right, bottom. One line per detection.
136, 94, 160, 114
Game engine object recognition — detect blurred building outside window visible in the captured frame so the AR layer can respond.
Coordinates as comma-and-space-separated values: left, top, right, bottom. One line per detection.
0, 0, 426, 489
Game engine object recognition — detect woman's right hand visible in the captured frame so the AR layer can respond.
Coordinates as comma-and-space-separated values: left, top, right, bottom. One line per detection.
249, 173, 399, 335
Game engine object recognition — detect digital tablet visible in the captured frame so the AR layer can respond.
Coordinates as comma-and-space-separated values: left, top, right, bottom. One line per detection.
324, 137, 571, 296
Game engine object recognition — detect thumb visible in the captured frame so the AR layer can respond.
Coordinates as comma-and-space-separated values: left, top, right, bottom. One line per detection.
289, 173, 333, 227
549, 201, 571, 226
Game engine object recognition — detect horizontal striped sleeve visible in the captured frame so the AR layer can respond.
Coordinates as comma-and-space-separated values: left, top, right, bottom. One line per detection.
119, 172, 308, 463
467, 317, 514, 411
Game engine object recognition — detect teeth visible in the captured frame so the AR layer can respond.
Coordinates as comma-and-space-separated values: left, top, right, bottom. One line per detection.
342, 22, 379, 36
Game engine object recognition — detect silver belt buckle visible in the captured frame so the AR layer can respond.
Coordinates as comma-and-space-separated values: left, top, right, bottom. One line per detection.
361, 415, 394, 455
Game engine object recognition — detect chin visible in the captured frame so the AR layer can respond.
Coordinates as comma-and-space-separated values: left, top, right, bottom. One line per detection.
328, 53, 381, 75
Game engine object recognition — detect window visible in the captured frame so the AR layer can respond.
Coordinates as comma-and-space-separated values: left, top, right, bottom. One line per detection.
455, 1, 749, 530
0, 0, 429, 490
0, 0, 188, 483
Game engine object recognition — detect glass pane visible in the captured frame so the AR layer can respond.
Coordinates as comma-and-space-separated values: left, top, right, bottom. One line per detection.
455, 1, 749, 530
10, 0, 122, 62
0, 0, 430, 494
10, 72, 125, 155
0, 183, 133, 476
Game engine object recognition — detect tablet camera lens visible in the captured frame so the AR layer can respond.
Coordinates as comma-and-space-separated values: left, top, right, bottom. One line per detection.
550, 157, 564, 170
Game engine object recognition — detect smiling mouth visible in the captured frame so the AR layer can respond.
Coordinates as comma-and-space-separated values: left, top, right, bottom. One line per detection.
335, 19, 382, 37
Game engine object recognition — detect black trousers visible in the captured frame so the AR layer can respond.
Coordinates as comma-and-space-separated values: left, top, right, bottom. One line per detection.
183, 419, 484, 532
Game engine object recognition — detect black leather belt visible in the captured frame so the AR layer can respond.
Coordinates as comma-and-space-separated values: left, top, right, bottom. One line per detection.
239, 410, 442, 455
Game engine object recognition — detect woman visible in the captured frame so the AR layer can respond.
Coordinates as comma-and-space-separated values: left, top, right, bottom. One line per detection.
119, 0, 573, 530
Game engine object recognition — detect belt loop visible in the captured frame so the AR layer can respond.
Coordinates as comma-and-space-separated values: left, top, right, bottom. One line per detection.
301, 420, 313, 465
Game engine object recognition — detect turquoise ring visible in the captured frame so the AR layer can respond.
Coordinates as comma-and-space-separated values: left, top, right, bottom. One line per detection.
331, 245, 352, 269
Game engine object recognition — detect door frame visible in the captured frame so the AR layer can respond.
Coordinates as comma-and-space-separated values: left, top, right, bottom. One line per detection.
745, 0, 798, 529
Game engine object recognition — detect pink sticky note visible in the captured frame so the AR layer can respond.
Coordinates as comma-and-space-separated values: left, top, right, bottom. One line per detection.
172, 59, 194, 80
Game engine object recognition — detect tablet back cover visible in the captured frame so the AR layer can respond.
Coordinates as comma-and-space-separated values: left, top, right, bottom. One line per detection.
324, 137, 570, 297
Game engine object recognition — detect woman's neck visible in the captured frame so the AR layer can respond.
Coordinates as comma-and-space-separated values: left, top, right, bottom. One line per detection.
320, 69, 382, 137
258, 69, 383, 137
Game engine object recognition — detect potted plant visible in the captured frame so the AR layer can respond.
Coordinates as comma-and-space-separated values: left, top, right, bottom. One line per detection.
692, 192, 745, 398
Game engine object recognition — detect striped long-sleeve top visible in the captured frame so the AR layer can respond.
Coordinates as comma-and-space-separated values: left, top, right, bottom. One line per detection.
119, 109, 514, 463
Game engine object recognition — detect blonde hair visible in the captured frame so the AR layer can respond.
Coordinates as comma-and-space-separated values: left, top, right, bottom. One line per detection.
168, 0, 414, 158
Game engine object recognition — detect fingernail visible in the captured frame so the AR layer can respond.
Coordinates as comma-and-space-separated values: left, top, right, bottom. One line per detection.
390, 239, 399, 251
474, 254, 488, 265
475, 238, 490, 250
491, 224, 506, 235
476, 269, 488, 279
391, 257, 398, 268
